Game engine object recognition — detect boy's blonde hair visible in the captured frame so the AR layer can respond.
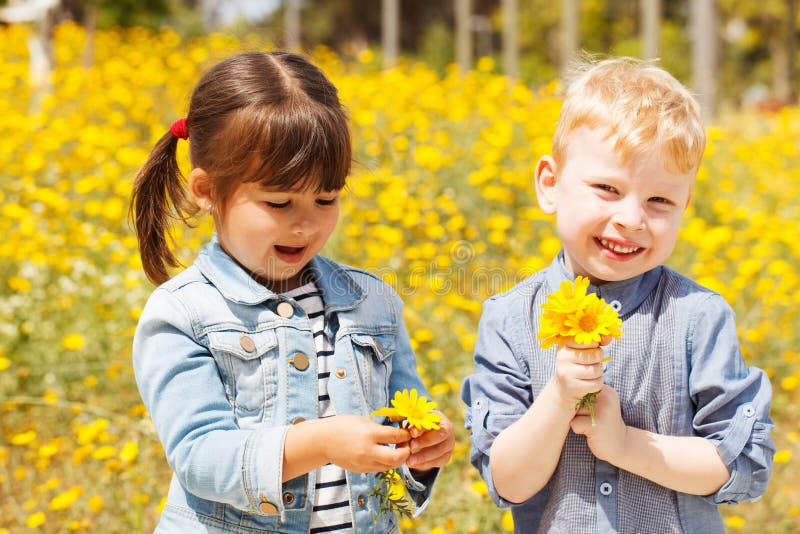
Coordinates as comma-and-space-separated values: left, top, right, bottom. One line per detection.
552, 57, 705, 174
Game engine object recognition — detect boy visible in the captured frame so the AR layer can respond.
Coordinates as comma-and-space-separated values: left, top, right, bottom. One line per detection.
461, 58, 774, 533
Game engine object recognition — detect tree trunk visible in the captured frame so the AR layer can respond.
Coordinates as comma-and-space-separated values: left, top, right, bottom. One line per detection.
502, 0, 519, 78
455, 0, 472, 72
787, 0, 797, 103
285, 0, 301, 50
382, 0, 399, 68
561, 0, 578, 77
641, 0, 660, 60
691, 0, 718, 120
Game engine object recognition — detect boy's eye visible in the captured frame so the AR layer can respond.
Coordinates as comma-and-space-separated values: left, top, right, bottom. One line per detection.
594, 184, 617, 194
649, 196, 672, 205
316, 197, 338, 206
266, 201, 290, 209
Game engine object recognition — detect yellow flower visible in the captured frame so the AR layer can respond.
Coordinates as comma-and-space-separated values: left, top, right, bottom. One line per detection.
773, 449, 792, 464
371, 389, 441, 430
501, 510, 515, 531
50, 486, 83, 511
11, 430, 37, 446
543, 276, 591, 314
563, 294, 623, 345
386, 470, 406, 501
88, 495, 104, 513
26, 512, 46, 528
61, 333, 85, 351
725, 515, 746, 528
538, 276, 623, 348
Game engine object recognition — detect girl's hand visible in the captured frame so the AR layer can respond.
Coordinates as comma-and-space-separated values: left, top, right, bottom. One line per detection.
321, 415, 412, 473
405, 411, 455, 471
552, 336, 611, 408
570, 385, 627, 463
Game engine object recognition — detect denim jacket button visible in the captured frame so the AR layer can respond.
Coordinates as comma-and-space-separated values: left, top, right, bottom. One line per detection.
239, 335, 255, 353
277, 301, 294, 318
259, 500, 277, 514
292, 417, 306, 424
357, 495, 366, 507
283, 492, 295, 505
335, 367, 346, 378
290, 352, 309, 371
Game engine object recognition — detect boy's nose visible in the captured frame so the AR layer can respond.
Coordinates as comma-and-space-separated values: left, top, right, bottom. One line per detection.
612, 200, 646, 231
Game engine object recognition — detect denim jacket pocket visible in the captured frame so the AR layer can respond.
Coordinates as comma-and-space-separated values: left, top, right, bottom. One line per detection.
351, 332, 394, 412
207, 329, 278, 428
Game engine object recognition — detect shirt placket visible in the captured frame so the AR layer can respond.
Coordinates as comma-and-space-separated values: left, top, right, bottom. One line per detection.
595, 459, 619, 533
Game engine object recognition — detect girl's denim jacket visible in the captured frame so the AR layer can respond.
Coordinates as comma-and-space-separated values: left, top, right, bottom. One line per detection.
133, 238, 435, 533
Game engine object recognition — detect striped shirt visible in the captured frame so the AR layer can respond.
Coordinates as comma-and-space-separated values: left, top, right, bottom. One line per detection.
283, 282, 353, 534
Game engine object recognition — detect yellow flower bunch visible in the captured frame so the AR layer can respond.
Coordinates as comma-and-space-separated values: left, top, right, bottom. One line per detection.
372, 388, 442, 430
538, 276, 623, 423
369, 389, 441, 520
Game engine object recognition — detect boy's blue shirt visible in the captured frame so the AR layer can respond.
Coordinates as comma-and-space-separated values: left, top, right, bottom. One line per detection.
133, 235, 435, 534
461, 251, 774, 534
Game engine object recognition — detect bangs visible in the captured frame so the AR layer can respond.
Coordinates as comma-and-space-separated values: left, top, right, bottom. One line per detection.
214, 101, 351, 193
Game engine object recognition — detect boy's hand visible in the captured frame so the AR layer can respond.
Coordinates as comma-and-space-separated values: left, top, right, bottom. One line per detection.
553, 337, 610, 409
322, 415, 412, 472
570, 384, 627, 462
405, 411, 455, 471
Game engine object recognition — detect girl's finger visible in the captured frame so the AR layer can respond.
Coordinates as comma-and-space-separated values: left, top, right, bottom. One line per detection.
375, 425, 412, 445
374, 444, 411, 468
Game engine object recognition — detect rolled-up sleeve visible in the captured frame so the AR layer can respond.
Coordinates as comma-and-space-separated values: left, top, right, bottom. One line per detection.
688, 294, 775, 504
461, 296, 533, 507
132, 289, 286, 514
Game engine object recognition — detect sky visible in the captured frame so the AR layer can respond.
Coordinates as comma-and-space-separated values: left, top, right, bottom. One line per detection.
205, 0, 281, 27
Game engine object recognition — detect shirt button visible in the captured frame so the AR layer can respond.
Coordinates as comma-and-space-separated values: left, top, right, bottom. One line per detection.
599, 482, 613, 496
609, 300, 622, 312
259, 500, 277, 514
743, 405, 756, 417
277, 301, 294, 318
240, 335, 255, 353
290, 352, 309, 371
335, 367, 346, 378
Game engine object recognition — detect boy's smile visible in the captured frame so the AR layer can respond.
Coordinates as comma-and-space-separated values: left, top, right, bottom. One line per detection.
535, 125, 696, 284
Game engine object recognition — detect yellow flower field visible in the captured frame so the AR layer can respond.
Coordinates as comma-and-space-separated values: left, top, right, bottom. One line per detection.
1, 23, 799, 532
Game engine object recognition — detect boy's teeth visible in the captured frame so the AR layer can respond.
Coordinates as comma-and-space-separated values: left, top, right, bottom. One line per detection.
600, 239, 639, 254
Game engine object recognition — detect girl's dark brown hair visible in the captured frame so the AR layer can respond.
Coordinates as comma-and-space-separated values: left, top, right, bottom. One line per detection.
130, 51, 352, 285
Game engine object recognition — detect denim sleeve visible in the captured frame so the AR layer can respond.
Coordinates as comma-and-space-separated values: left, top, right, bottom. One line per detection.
688, 293, 775, 504
132, 289, 286, 515
386, 289, 439, 516
460, 297, 532, 507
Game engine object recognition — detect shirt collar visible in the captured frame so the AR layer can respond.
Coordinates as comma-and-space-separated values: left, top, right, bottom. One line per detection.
194, 234, 365, 311
544, 250, 662, 316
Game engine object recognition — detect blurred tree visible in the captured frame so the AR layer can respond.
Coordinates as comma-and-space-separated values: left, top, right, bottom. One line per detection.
718, 0, 798, 104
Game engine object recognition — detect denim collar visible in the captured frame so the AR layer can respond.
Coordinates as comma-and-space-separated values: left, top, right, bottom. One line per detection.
543, 250, 662, 316
195, 234, 365, 312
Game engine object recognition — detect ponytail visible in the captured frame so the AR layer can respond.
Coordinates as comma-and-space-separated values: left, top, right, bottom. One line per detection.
130, 130, 196, 285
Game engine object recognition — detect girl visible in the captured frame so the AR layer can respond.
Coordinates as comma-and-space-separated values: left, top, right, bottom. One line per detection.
130, 51, 454, 534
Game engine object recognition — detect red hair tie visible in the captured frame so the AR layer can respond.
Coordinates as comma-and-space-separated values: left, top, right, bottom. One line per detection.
170, 118, 188, 140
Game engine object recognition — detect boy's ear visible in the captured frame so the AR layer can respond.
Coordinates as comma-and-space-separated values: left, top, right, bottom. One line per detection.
188, 168, 214, 208
534, 156, 558, 215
